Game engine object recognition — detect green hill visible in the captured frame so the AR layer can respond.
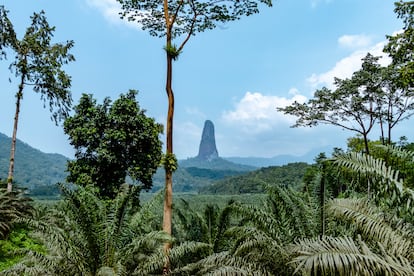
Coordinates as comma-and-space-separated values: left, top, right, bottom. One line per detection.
180, 157, 257, 171
0, 132, 68, 195
0, 133, 310, 196
200, 162, 311, 194
151, 158, 255, 192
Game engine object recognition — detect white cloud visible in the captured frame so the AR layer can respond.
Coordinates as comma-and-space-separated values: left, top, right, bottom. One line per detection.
85, 0, 140, 29
338, 34, 372, 49
221, 91, 307, 133
307, 40, 391, 89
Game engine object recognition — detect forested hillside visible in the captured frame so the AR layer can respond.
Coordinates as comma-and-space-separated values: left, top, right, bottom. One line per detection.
0, 133, 68, 193
151, 158, 255, 192
200, 162, 311, 194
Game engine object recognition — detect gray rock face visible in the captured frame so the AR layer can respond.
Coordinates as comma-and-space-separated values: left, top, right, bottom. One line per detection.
197, 120, 219, 161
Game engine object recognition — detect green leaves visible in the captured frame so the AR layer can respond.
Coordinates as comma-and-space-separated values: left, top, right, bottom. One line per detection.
0, 188, 33, 239
161, 153, 178, 173
118, 0, 273, 39
3, 9, 75, 125
0, 6, 17, 59
64, 90, 163, 199
290, 198, 414, 275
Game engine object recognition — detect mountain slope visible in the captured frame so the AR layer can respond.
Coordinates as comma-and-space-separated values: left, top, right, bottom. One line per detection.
180, 157, 256, 171
0, 133, 68, 191
151, 157, 254, 193
224, 146, 333, 167
200, 162, 311, 194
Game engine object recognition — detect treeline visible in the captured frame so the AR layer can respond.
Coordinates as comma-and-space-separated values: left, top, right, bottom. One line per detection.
200, 162, 311, 194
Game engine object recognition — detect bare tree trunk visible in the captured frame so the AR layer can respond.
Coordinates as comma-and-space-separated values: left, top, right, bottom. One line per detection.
162, 42, 174, 274
387, 121, 392, 145
363, 134, 370, 155
7, 82, 24, 192
379, 118, 385, 145
320, 162, 326, 236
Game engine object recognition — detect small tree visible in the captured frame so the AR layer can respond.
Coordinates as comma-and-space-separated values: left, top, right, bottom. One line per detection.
117, 0, 273, 266
278, 54, 386, 155
0, 8, 74, 192
64, 90, 163, 199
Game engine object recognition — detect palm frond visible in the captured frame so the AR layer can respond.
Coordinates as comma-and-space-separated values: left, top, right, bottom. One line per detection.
290, 235, 414, 275
334, 152, 403, 190
266, 184, 319, 238
327, 198, 414, 258
129, 189, 163, 232
333, 152, 414, 217
227, 201, 280, 238
172, 251, 270, 275
375, 144, 414, 162
0, 188, 33, 238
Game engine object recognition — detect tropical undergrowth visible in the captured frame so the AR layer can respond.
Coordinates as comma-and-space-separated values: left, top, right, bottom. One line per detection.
1, 145, 414, 275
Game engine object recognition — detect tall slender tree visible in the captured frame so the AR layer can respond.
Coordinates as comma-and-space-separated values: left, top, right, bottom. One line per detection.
0, 8, 74, 192
117, 0, 273, 269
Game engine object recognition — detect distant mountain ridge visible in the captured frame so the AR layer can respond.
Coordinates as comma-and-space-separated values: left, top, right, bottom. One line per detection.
0, 130, 324, 195
180, 157, 256, 171
224, 146, 333, 167
0, 132, 68, 191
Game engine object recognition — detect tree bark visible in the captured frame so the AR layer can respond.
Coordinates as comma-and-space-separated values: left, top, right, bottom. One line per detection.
7, 80, 24, 192
320, 162, 326, 236
162, 39, 174, 274
362, 134, 370, 155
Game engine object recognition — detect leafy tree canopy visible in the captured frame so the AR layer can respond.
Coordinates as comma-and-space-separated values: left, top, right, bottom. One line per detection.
0, 7, 74, 123
118, 0, 272, 40
64, 90, 163, 199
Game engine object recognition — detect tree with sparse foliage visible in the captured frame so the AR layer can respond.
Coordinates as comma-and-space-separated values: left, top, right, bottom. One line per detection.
0, 7, 74, 192
64, 90, 163, 199
278, 53, 385, 155
117, 0, 273, 269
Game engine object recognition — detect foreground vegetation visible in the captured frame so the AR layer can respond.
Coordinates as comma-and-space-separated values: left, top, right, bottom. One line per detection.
1, 143, 414, 275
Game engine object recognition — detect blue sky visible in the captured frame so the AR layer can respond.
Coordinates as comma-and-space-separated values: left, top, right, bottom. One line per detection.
0, 0, 409, 160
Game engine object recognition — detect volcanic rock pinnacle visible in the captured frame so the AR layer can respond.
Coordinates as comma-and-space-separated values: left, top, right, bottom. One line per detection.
197, 120, 219, 161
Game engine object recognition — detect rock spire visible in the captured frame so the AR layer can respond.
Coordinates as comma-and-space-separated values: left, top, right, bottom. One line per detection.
197, 120, 219, 161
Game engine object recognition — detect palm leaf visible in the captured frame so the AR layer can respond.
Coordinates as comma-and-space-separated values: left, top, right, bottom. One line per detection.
327, 198, 414, 259
290, 235, 414, 275
0, 188, 33, 238
334, 152, 403, 190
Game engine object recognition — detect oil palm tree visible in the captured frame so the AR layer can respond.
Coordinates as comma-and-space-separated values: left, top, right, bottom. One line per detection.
289, 148, 414, 275
3, 184, 170, 275
290, 198, 414, 275
333, 148, 414, 222
174, 199, 234, 252
174, 184, 319, 275
0, 187, 33, 239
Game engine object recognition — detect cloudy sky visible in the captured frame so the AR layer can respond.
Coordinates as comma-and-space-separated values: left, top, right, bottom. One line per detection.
0, 0, 409, 160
